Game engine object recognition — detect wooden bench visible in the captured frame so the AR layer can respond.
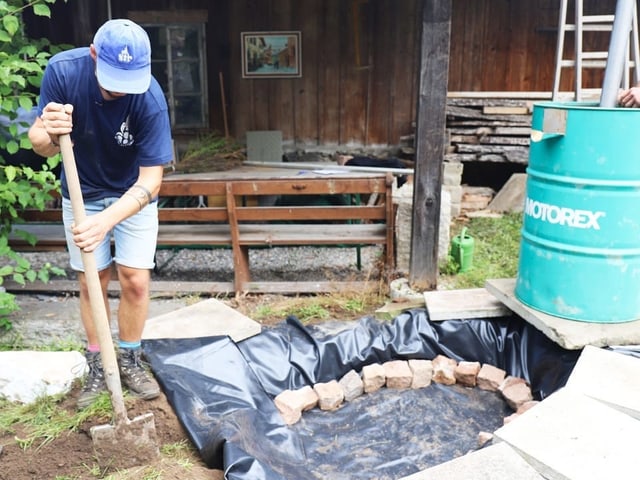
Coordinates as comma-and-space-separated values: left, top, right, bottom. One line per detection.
8, 167, 395, 293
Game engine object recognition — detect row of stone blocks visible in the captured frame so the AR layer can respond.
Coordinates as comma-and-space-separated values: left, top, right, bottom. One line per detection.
274, 354, 537, 426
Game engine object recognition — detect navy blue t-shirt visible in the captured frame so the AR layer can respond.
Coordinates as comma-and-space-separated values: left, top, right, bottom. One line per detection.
37, 47, 173, 201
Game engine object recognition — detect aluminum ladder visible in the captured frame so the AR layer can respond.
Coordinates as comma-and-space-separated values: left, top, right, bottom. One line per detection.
552, 0, 640, 101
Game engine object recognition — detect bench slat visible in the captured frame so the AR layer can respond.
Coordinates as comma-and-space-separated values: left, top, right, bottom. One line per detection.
9, 222, 386, 249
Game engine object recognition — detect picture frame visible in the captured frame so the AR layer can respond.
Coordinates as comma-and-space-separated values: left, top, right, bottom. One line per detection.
241, 31, 302, 78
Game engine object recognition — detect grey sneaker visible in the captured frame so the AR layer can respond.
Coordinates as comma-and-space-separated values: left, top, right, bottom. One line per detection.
117, 348, 160, 400
77, 351, 106, 409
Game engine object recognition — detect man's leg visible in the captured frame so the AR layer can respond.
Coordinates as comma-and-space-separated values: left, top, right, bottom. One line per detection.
115, 265, 160, 399
75, 268, 112, 408
112, 200, 160, 400
62, 198, 115, 408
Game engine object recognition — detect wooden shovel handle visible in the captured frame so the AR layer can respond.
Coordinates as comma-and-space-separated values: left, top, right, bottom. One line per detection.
59, 134, 129, 424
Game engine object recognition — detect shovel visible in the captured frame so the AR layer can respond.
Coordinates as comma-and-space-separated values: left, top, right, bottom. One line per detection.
58, 134, 159, 466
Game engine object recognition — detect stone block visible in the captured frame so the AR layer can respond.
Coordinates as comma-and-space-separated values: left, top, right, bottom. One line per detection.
477, 364, 506, 392
408, 359, 433, 389
362, 363, 386, 393
296, 385, 320, 411
432, 355, 457, 385
516, 400, 539, 415
454, 361, 481, 387
383, 360, 413, 389
339, 369, 364, 402
313, 380, 344, 411
501, 381, 533, 411
274, 390, 303, 425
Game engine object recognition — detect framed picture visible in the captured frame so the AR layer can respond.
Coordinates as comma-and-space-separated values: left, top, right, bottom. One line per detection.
241, 31, 302, 78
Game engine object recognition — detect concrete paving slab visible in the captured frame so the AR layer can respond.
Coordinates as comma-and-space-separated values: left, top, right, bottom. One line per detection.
494, 387, 640, 480
424, 288, 511, 321
566, 345, 640, 420
398, 442, 543, 480
485, 278, 640, 349
142, 298, 261, 343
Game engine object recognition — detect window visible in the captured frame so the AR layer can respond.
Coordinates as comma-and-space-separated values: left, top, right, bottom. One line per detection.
144, 23, 208, 129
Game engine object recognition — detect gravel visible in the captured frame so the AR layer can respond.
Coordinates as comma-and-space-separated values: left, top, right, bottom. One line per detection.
20, 245, 385, 283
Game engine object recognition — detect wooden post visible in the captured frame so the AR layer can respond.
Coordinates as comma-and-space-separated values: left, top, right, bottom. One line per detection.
409, 0, 452, 290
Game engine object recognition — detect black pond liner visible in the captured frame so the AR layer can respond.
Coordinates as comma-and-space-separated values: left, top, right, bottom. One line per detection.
143, 308, 583, 480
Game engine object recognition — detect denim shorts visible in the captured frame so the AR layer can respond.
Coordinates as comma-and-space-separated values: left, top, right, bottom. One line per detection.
62, 197, 159, 272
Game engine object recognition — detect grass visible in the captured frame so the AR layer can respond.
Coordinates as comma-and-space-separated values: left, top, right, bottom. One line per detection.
243, 212, 524, 323
439, 212, 522, 290
0, 392, 112, 451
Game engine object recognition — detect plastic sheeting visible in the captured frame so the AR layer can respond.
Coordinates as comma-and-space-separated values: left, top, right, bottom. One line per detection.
143, 308, 582, 479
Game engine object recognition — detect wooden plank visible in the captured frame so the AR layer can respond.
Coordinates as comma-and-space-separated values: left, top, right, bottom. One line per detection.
366, 0, 393, 145
236, 223, 387, 245
410, 0, 451, 290
339, 0, 367, 145
4, 277, 376, 295
447, 105, 531, 123
483, 106, 530, 115
390, 0, 419, 146
234, 205, 387, 222
226, 182, 250, 288
293, 0, 320, 145
424, 288, 511, 320
317, 0, 341, 145
478, 136, 530, 146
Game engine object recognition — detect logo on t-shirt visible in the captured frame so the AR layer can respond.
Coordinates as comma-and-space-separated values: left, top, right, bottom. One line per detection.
115, 117, 134, 146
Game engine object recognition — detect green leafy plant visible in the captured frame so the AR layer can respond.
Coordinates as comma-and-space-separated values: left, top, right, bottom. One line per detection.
0, 0, 70, 329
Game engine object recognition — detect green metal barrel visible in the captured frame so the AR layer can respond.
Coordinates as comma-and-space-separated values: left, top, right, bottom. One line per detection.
515, 101, 640, 323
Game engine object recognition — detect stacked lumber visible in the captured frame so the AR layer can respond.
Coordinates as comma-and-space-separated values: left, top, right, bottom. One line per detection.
444, 97, 535, 165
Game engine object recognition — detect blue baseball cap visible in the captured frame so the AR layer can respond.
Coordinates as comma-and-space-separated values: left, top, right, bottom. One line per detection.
93, 19, 151, 94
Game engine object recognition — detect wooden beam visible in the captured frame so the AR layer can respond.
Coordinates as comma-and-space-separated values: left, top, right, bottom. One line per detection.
409, 0, 452, 290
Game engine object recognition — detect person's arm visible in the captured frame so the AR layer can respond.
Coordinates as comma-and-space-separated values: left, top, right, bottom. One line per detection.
28, 102, 73, 157
70, 165, 165, 252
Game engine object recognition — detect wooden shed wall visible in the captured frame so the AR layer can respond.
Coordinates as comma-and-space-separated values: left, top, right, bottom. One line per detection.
30, 0, 622, 148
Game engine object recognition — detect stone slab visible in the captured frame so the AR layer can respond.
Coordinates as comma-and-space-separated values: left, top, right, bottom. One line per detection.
487, 173, 526, 213
0, 351, 85, 403
424, 288, 511, 321
566, 345, 640, 420
494, 387, 640, 480
485, 278, 640, 350
398, 442, 543, 480
142, 298, 261, 343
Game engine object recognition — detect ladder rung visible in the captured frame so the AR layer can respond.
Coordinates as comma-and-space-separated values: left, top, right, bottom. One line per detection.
580, 52, 609, 60
560, 59, 638, 68
560, 61, 607, 68
564, 25, 614, 32
582, 15, 615, 23
581, 60, 608, 68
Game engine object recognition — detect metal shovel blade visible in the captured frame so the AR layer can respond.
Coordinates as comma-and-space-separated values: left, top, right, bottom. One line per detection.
90, 412, 159, 468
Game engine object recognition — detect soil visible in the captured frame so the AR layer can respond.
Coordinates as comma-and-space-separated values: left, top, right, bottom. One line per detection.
0, 293, 377, 480
0, 383, 222, 480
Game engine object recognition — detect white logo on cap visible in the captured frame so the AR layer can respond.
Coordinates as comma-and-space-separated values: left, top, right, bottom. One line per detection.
118, 46, 133, 64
